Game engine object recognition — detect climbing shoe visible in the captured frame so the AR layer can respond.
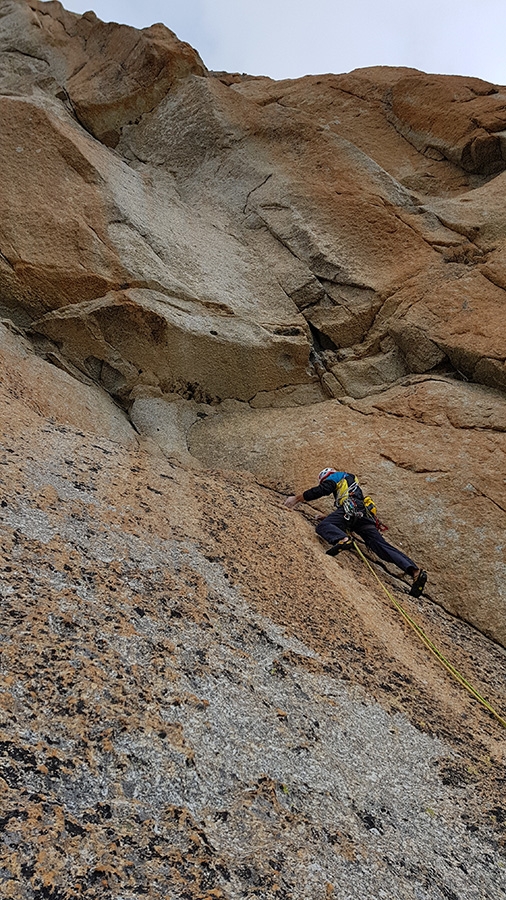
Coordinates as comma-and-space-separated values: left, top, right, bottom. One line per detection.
326, 538, 354, 556
409, 569, 427, 597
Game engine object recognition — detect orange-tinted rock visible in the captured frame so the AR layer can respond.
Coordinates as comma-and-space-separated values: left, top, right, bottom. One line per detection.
0, 2, 504, 633
1, 7, 506, 894
0, 97, 127, 318
387, 74, 506, 174
1, 338, 505, 899
188, 380, 506, 648
28, 0, 206, 145
0, 320, 136, 442
3, 3, 506, 400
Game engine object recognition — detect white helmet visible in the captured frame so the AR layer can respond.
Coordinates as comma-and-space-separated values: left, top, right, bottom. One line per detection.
318, 467, 337, 483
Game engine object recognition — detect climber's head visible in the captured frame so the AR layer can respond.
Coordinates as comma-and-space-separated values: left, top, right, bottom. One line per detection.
318, 467, 337, 483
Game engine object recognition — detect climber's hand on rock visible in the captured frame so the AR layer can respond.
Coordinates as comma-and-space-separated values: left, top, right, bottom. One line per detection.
284, 495, 298, 509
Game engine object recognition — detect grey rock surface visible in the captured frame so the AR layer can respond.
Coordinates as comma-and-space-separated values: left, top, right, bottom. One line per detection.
1, 398, 505, 899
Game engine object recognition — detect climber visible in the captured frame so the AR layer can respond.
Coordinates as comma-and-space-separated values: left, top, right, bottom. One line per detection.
285, 467, 427, 597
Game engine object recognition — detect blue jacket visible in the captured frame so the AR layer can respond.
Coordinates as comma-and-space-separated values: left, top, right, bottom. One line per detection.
303, 472, 365, 509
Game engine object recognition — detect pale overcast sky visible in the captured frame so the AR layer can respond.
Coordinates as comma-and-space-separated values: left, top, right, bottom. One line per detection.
62, 0, 506, 84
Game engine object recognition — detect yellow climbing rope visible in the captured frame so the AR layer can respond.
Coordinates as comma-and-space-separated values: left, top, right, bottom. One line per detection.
351, 540, 506, 729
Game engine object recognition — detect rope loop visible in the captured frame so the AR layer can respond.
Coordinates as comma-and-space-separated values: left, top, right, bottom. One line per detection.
351, 541, 506, 729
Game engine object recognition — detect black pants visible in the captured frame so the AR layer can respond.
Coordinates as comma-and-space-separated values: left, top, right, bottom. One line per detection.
316, 509, 417, 573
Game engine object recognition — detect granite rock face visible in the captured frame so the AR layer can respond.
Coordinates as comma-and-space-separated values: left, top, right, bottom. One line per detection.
1, 5, 506, 897
189, 377, 506, 648
1, 321, 506, 900
0, 0, 314, 401
2, 0, 506, 402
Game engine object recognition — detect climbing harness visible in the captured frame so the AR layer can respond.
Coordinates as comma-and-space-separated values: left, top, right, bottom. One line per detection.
351, 539, 506, 729
317, 471, 388, 527
322, 472, 363, 519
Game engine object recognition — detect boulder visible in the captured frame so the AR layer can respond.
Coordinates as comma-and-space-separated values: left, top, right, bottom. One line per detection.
388, 322, 446, 374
